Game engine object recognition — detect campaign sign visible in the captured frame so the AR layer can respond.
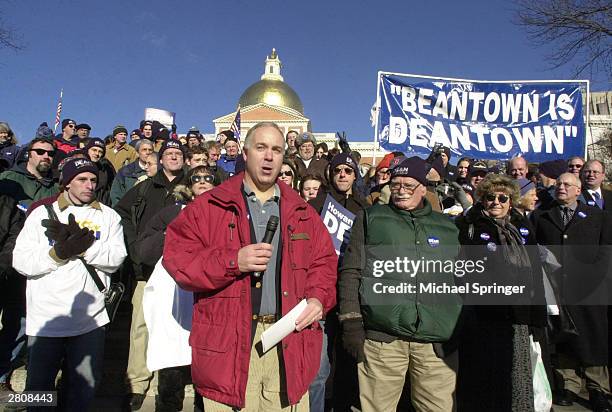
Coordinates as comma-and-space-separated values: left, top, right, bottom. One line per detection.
376, 74, 586, 162
321, 195, 356, 256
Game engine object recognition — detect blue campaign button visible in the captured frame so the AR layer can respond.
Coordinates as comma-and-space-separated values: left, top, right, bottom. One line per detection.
588, 200, 595, 206
578, 211, 587, 218
427, 236, 440, 247
519, 227, 529, 236
480, 233, 490, 241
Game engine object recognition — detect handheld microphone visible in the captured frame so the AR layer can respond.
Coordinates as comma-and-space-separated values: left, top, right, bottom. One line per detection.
254, 215, 279, 278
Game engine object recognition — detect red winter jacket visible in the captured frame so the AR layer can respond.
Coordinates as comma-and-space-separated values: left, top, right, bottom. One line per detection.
163, 173, 338, 408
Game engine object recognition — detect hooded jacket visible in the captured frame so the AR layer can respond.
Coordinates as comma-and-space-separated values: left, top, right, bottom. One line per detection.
162, 173, 338, 408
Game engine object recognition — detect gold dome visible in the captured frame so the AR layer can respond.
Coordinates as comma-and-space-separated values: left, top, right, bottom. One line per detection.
239, 79, 304, 114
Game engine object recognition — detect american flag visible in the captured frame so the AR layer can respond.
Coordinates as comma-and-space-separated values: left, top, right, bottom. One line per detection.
53, 89, 63, 133
230, 105, 241, 141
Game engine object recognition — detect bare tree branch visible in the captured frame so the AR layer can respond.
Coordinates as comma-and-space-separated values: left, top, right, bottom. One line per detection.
0, 5, 24, 51
515, 0, 612, 79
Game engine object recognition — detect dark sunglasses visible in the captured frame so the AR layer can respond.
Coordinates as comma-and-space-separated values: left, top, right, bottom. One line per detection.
67, 124, 75, 128
190, 175, 214, 184
485, 193, 509, 204
333, 167, 354, 176
31, 148, 56, 157
280, 171, 293, 177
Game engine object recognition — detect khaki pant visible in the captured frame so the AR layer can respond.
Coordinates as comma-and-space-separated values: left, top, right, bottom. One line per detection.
203, 322, 309, 411
126, 281, 154, 394
358, 338, 457, 412
557, 352, 610, 394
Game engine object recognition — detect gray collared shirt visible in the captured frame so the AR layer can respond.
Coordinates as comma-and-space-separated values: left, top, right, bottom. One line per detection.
243, 181, 281, 315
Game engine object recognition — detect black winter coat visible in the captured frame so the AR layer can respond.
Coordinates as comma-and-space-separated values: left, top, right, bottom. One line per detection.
455, 204, 546, 326
531, 200, 611, 365
308, 186, 368, 216
115, 170, 185, 280
0, 194, 25, 305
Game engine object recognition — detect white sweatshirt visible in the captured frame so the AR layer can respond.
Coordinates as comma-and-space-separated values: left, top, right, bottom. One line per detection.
13, 197, 127, 337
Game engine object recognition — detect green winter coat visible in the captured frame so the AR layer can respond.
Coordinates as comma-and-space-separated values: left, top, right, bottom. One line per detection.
359, 201, 462, 342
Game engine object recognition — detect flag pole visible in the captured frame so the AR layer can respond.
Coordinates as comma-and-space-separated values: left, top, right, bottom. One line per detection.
53, 89, 64, 134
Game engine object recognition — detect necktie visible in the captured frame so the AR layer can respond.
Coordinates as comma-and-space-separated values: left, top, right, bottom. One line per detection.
593, 191, 603, 209
562, 207, 572, 227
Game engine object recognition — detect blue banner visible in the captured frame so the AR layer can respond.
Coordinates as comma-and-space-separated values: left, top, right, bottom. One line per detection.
376, 75, 585, 162
321, 195, 355, 257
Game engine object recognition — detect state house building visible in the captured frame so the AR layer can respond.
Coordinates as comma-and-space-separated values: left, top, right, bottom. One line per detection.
211, 49, 380, 164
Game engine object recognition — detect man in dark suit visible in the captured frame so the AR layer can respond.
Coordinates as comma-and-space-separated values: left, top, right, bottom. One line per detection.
579, 159, 612, 210
531, 172, 611, 412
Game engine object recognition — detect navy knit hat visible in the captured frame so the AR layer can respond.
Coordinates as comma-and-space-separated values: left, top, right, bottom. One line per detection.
517, 177, 536, 196
85, 138, 106, 156
159, 139, 185, 157
76, 123, 91, 131
330, 152, 358, 174
61, 157, 98, 187
538, 159, 566, 179
61, 119, 76, 129
390, 156, 428, 185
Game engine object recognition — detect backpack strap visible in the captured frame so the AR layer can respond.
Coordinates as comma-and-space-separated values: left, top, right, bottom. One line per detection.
43, 204, 105, 293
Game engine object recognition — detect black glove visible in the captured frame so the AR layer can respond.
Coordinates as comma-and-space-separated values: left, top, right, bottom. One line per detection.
342, 318, 366, 363
54, 227, 96, 260
41, 219, 71, 242
65, 213, 82, 235
336, 132, 351, 154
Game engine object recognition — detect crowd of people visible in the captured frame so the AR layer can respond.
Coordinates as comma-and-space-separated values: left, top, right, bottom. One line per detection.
0, 118, 610, 412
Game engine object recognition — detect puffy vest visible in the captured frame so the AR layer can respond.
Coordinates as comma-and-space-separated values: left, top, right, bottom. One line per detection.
360, 201, 462, 341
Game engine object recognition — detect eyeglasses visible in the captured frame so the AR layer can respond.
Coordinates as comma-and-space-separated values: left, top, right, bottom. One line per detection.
67, 124, 75, 128
568, 164, 583, 169
280, 171, 293, 177
31, 148, 56, 157
485, 193, 510, 203
190, 175, 214, 184
333, 167, 354, 176
389, 182, 420, 192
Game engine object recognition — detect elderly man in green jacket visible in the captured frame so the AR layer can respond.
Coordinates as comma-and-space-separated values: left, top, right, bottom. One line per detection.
338, 156, 462, 412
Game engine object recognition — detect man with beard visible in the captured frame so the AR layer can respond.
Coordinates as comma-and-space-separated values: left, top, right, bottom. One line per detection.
293, 132, 328, 183
0, 137, 59, 212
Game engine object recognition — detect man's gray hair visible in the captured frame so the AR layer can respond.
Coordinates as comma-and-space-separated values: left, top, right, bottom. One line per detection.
135, 139, 154, 151
243, 122, 285, 152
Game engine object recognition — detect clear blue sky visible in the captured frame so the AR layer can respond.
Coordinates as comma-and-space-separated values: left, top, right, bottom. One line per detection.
1, 0, 609, 143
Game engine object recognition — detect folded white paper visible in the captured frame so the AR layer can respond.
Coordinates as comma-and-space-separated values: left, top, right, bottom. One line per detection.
261, 299, 308, 353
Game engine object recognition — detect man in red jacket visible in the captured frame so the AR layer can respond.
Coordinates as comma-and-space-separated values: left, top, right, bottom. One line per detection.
163, 122, 338, 411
